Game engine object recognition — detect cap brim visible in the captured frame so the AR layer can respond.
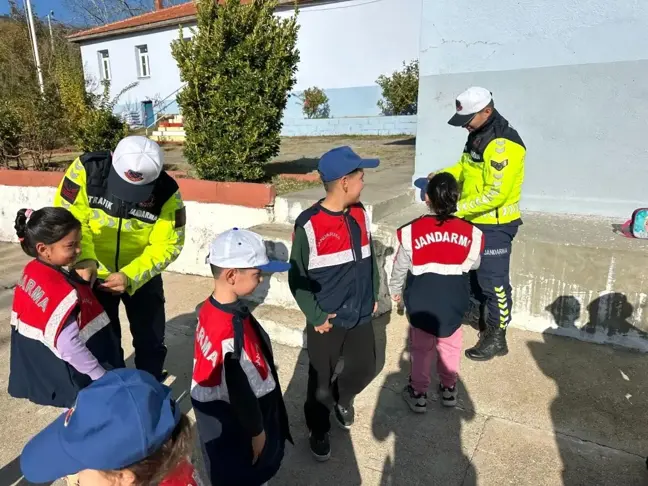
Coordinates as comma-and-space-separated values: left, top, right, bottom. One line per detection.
413, 177, 429, 201
21, 413, 85, 483
107, 166, 155, 204
257, 260, 291, 273
357, 158, 380, 170
447, 113, 474, 127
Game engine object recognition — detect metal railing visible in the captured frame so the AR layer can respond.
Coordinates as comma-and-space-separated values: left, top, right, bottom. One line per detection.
145, 83, 187, 136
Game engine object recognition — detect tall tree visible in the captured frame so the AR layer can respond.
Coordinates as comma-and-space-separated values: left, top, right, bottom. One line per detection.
172, 0, 300, 182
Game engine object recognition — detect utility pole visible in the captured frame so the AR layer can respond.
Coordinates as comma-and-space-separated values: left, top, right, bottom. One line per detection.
24, 0, 45, 94
47, 11, 55, 51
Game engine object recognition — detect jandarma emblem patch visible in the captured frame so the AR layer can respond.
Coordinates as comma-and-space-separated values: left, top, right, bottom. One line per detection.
455, 99, 463, 112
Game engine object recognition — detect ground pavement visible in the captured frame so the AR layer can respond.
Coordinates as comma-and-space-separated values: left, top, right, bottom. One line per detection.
0, 243, 646, 486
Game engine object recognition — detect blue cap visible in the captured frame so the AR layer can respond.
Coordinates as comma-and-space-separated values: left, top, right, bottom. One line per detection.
318, 146, 380, 182
21, 369, 180, 483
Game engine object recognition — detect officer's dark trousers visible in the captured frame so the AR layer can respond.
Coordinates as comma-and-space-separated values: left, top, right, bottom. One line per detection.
304, 322, 376, 436
96, 275, 167, 380
470, 223, 520, 330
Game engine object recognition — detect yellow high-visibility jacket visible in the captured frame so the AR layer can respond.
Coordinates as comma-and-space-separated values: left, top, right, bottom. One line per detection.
54, 152, 186, 294
441, 111, 526, 225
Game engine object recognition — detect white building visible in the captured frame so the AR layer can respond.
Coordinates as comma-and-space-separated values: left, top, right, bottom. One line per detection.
70, 0, 422, 136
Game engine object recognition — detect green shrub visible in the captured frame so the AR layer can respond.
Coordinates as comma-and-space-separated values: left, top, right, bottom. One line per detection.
172, 0, 300, 182
376, 60, 419, 116
0, 100, 23, 167
298, 86, 330, 119
72, 81, 132, 152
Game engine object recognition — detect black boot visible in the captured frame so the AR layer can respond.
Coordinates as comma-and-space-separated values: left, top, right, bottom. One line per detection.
465, 326, 509, 361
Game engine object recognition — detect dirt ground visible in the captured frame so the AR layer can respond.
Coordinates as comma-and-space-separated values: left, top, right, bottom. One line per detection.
49, 135, 416, 195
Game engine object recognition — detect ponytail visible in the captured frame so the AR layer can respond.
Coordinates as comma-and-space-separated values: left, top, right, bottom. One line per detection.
14, 207, 81, 258
426, 173, 459, 224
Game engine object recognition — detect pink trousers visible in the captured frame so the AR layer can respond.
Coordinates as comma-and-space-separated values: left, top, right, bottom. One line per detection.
409, 326, 462, 394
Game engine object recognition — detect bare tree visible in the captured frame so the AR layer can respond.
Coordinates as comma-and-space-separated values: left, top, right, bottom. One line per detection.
64, 0, 187, 27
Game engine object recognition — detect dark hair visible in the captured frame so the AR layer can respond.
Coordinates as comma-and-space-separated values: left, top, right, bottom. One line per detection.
14, 207, 81, 258
426, 173, 459, 223
106, 413, 193, 485
210, 264, 224, 278
320, 168, 361, 193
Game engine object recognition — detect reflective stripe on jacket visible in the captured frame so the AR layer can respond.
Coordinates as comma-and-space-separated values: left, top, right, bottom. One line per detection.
441, 111, 525, 225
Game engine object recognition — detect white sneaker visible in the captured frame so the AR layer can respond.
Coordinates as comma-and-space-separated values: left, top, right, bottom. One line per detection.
402, 384, 427, 413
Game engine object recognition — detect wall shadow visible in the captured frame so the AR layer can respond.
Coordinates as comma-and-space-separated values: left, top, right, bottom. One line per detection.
385, 137, 416, 146
530, 294, 648, 485
264, 158, 320, 177
0, 457, 53, 486
373, 340, 476, 486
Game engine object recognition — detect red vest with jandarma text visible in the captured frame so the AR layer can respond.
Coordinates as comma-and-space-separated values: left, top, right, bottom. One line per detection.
191, 301, 275, 404
294, 202, 375, 328
11, 260, 109, 353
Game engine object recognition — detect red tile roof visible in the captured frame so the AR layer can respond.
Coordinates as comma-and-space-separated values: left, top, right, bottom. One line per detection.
68, 0, 301, 42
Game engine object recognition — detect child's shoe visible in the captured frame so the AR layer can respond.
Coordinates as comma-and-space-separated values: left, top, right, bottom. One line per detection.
402, 384, 427, 413
439, 384, 458, 407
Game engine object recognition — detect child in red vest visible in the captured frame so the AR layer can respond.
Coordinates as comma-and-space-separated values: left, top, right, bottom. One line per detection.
9, 207, 123, 409
192, 228, 292, 486
389, 174, 484, 413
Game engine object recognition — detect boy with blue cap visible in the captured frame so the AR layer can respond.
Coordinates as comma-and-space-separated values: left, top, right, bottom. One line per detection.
288, 146, 381, 461
191, 228, 293, 486
20, 368, 196, 486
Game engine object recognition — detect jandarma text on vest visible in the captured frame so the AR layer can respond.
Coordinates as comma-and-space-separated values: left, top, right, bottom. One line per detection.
18, 275, 49, 312
196, 321, 218, 367
483, 248, 509, 256
413, 231, 471, 250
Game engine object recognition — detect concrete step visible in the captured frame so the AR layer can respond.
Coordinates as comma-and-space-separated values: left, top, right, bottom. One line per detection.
250, 302, 306, 348
274, 187, 414, 225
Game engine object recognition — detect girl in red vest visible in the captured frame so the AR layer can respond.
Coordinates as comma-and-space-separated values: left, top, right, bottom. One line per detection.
389, 174, 484, 413
9, 207, 123, 409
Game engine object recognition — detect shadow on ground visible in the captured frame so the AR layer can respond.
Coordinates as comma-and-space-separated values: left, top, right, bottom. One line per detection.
532, 294, 648, 485
385, 137, 416, 146
264, 158, 320, 177
373, 337, 476, 486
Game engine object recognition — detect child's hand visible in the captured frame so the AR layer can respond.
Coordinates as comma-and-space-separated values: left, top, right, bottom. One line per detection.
315, 314, 336, 333
251, 430, 266, 464
391, 294, 401, 302
373, 302, 378, 313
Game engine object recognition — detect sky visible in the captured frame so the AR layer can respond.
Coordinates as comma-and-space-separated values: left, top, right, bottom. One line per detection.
0, 0, 77, 25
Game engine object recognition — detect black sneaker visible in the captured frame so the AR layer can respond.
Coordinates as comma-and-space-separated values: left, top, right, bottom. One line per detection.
439, 383, 458, 407
333, 403, 354, 430
402, 384, 427, 413
309, 432, 331, 462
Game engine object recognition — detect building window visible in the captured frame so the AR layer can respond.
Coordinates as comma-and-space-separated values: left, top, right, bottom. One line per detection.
98, 50, 111, 81
137, 45, 150, 78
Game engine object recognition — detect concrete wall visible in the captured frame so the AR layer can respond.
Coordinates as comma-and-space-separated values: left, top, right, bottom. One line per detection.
0, 185, 272, 278
80, 0, 421, 127
281, 115, 417, 137
414, 0, 648, 218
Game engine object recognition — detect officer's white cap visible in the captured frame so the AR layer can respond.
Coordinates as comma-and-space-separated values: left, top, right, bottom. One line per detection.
448, 87, 493, 127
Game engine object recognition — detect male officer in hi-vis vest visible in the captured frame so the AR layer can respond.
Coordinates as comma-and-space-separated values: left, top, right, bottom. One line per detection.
432, 87, 526, 361
54, 136, 186, 380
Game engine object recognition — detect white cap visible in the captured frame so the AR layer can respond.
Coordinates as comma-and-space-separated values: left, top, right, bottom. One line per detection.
108, 136, 164, 203
448, 87, 493, 127
206, 228, 291, 273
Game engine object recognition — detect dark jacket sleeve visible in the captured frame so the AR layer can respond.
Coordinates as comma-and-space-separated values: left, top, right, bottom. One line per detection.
288, 226, 328, 326
224, 354, 263, 438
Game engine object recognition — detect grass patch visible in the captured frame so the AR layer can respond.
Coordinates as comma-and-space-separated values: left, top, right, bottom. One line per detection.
272, 176, 320, 195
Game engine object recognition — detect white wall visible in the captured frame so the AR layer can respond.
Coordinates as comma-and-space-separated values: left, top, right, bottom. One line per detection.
0, 186, 272, 278
415, 0, 648, 217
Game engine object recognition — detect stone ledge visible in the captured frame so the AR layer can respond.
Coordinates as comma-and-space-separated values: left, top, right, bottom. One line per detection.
0, 169, 275, 209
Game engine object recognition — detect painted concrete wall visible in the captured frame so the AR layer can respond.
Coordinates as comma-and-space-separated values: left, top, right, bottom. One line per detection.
79, 0, 421, 124
0, 186, 272, 278
281, 115, 417, 137
414, 0, 648, 218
